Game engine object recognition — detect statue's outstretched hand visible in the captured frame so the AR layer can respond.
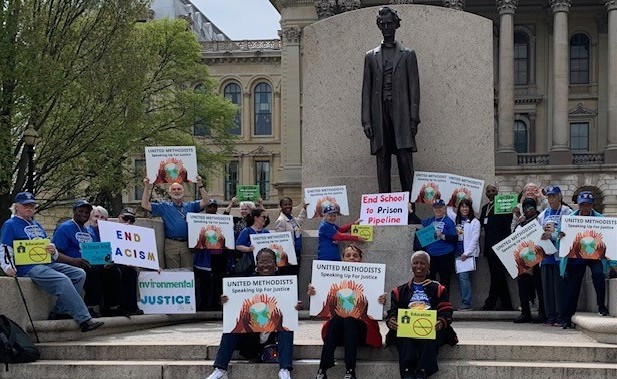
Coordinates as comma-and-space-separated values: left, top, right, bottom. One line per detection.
363, 124, 374, 139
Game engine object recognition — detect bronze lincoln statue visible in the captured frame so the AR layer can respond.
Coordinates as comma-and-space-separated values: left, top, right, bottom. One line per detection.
361, 6, 420, 195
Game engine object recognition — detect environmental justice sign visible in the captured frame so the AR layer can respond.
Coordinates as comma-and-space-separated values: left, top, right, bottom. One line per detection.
492, 221, 557, 279
558, 215, 617, 260
12, 239, 52, 265
222, 275, 298, 333
236, 185, 261, 202
187, 213, 235, 250
137, 271, 196, 314
304, 185, 350, 218
359, 192, 409, 226
98, 220, 160, 270
250, 232, 298, 266
410, 171, 484, 213
309, 260, 385, 320
145, 146, 198, 184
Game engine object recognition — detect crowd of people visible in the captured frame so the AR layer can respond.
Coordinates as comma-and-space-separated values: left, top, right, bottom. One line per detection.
1, 178, 616, 379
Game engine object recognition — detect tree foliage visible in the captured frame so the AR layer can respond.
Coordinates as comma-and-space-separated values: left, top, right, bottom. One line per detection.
0, 0, 236, 220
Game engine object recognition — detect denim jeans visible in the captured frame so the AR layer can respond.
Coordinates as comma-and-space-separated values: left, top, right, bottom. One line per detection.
214, 330, 294, 371
457, 271, 472, 309
25, 262, 91, 324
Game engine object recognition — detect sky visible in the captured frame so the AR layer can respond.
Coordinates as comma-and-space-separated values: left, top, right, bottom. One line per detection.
193, 0, 281, 40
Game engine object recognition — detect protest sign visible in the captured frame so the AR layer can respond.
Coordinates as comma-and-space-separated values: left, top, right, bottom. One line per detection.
359, 192, 409, 226
187, 213, 234, 250
559, 216, 617, 260
492, 221, 557, 279
494, 194, 518, 214
250, 232, 297, 266
396, 309, 437, 340
236, 185, 261, 201
416, 225, 438, 247
13, 239, 51, 265
79, 242, 112, 265
410, 171, 484, 213
98, 220, 160, 270
304, 186, 349, 218
137, 271, 196, 314
222, 275, 298, 333
309, 260, 385, 320
351, 225, 374, 242
145, 146, 197, 184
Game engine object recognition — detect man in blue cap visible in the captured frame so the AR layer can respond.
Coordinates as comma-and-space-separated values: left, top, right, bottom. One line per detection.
53, 200, 117, 317
0, 192, 103, 332
537, 185, 572, 326
420, 199, 458, 291
560, 191, 610, 328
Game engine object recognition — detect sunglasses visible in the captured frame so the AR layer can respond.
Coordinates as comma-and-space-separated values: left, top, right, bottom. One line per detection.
122, 215, 136, 224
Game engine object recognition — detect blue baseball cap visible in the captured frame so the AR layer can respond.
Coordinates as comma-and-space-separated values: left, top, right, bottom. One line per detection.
432, 199, 446, 207
323, 205, 339, 215
545, 185, 561, 195
15, 192, 36, 205
577, 191, 594, 204
72, 199, 93, 210
206, 198, 218, 206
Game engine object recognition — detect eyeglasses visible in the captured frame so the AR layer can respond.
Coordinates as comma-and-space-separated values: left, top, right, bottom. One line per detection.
122, 215, 135, 224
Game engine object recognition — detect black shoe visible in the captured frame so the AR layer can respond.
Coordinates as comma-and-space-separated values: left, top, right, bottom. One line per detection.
481, 303, 495, 311
88, 307, 101, 318
315, 368, 327, 379
562, 321, 573, 329
532, 315, 546, 324
415, 369, 427, 379
513, 314, 532, 323
48, 312, 72, 320
403, 369, 414, 379
598, 306, 609, 316
344, 369, 357, 379
80, 319, 104, 332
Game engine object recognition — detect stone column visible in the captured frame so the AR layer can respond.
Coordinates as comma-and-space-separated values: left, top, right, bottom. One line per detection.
443, 0, 465, 10
605, 0, 617, 162
242, 91, 251, 141
495, 0, 518, 166
549, 0, 572, 164
279, 25, 304, 200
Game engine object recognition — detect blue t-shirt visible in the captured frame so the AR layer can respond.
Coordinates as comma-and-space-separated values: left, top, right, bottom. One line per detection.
0, 217, 48, 276
236, 227, 270, 248
86, 225, 100, 242
421, 216, 456, 256
409, 282, 431, 310
52, 219, 93, 259
539, 206, 570, 265
151, 201, 201, 239
318, 220, 340, 261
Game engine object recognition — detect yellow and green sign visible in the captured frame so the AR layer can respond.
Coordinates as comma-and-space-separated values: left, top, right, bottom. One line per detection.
396, 309, 437, 340
351, 225, 374, 242
13, 239, 52, 265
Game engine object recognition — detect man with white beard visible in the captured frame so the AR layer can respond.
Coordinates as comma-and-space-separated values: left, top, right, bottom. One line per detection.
141, 176, 208, 268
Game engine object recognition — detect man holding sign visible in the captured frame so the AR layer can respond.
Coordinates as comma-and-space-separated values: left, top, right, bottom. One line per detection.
141, 176, 209, 269
385, 251, 456, 379
0, 192, 103, 332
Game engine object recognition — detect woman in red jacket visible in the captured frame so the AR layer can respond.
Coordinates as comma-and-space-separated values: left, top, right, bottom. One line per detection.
309, 245, 385, 379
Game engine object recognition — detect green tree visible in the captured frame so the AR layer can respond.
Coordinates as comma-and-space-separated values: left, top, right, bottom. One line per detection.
0, 1, 236, 221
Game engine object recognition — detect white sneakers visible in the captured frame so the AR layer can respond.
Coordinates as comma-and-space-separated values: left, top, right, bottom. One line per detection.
206, 368, 228, 379
206, 368, 290, 379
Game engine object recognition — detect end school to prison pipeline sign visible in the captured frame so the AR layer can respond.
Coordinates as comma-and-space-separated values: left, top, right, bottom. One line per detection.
359, 192, 409, 226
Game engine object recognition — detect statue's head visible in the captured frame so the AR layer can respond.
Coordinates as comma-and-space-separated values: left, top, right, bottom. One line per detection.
376, 7, 401, 39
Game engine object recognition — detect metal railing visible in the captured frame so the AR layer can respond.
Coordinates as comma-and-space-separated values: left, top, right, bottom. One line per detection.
517, 154, 550, 165
202, 39, 281, 52
516, 152, 605, 165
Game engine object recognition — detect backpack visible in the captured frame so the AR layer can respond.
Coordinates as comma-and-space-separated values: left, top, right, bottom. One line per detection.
0, 315, 40, 370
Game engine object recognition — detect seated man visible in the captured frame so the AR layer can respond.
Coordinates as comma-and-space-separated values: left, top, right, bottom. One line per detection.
0, 192, 103, 332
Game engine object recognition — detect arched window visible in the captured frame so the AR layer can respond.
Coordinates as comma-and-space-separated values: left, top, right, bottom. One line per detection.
514, 120, 528, 153
514, 31, 530, 85
224, 83, 242, 135
254, 82, 272, 135
570, 33, 590, 84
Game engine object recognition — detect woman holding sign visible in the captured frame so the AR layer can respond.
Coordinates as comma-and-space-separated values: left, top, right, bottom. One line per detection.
308, 245, 385, 379
235, 209, 270, 275
206, 248, 301, 379
385, 251, 456, 379
454, 199, 480, 311
275, 197, 307, 276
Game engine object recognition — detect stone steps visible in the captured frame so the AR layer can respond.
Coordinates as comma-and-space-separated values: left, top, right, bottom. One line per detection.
36, 341, 617, 363
2, 359, 617, 379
